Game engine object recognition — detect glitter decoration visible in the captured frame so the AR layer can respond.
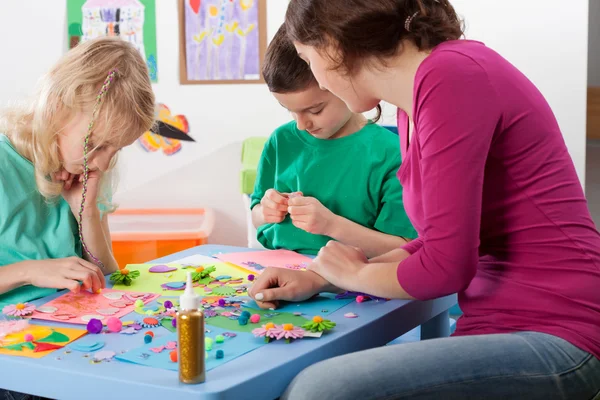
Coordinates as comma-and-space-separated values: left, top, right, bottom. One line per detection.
78, 69, 119, 269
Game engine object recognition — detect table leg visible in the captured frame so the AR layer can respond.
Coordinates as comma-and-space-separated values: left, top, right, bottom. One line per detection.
420, 309, 450, 340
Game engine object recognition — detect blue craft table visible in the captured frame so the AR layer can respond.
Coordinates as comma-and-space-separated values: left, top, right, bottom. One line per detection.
0, 245, 457, 400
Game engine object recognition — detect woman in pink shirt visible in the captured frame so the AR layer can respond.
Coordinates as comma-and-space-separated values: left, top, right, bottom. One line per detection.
249, 0, 600, 398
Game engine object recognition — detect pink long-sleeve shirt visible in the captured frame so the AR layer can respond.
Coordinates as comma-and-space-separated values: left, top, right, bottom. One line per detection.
397, 40, 600, 358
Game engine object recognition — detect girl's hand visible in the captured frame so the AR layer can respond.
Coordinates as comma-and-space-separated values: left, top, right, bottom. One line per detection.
260, 189, 291, 224
309, 241, 369, 290
23, 257, 106, 293
54, 170, 102, 218
287, 195, 337, 236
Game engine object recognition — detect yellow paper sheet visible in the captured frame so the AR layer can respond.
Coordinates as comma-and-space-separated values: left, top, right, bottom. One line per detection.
0, 325, 87, 359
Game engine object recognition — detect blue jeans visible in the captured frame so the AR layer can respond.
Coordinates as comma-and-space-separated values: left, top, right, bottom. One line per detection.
283, 332, 600, 399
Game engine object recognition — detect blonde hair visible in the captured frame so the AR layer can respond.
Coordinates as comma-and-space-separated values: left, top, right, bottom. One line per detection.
0, 36, 155, 211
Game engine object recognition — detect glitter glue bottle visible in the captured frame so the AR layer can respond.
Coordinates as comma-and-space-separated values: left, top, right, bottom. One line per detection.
177, 271, 205, 384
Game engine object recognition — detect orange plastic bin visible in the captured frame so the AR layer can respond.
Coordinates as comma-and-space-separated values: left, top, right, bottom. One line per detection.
108, 208, 215, 267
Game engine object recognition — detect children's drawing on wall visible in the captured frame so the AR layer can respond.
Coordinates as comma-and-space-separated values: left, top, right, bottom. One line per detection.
179, 0, 267, 84
66, 0, 158, 82
138, 104, 195, 156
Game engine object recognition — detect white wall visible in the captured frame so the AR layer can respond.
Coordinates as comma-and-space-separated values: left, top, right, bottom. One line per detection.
589, 0, 600, 86
0, 0, 589, 246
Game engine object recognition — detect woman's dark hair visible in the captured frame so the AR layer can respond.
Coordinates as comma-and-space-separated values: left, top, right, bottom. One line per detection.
263, 23, 382, 122
285, 0, 464, 74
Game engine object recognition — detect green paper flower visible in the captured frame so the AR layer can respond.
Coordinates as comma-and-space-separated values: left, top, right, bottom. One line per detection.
301, 316, 336, 333
192, 266, 216, 282
109, 269, 140, 286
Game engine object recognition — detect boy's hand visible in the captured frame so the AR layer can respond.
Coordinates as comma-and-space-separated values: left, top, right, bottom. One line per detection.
288, 195, 337, 236
260, 189, 290, 223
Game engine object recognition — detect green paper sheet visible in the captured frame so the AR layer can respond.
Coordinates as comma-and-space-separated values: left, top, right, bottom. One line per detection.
205, 309, 310, 334
112, 263, 248, 295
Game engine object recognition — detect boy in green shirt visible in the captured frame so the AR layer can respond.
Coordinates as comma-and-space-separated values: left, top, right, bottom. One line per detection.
250, 25, 416, 257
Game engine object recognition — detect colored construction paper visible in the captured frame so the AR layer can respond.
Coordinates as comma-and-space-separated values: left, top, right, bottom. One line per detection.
0, 325, 87, 359
31, 289, 158, 325
243, 294, 355, 317
205, 309, 310, 334
116, 326, 265, 372
113, 263, 248, 295
215, 250, 313, 274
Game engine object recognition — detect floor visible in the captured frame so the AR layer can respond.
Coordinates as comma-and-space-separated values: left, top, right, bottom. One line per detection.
586, 140, 600, 228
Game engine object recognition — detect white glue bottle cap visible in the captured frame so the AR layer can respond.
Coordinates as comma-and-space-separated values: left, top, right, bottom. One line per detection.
180, 271, 200, 311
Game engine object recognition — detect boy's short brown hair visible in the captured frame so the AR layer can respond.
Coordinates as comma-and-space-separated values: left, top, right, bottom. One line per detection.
262, 24, 317, 93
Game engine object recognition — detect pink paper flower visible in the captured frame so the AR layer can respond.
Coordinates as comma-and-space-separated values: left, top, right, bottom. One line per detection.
252, 323, 277, 338
2, 303, 36, 317
270, 324, 305, 342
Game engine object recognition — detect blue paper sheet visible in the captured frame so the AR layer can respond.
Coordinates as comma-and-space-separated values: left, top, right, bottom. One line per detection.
115, 326, 265, 371
242, 293, 355, 317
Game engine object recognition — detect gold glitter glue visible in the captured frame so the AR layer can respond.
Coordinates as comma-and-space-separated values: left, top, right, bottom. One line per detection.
177, 271, 205, 384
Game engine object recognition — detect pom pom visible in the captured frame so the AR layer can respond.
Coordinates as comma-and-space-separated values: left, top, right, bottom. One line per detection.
163, 300, 173, 309
106, 317, 122, 333
134, 300, 144, 308
247, 274, 255, 281
215, 335, 225, 343
195, 267, 204, 273
356, 295, 365, 303
250, 314, 261, 324
240, 311, 251, 318
169, 350, 178, 362
283, 323, 294, 331
24, 333, 34, 342
264, 322, 275, 330
120, 268, 130, 275
205, 337, 213, 351
86, 318, 103, 334
312, 316, 323, 323
238, 317, 248, 326
145, 331, 155, 338
218, 299, 226, 307
144, 334, 153, 344
216, 350, 224, 359
171, 318, 177, 328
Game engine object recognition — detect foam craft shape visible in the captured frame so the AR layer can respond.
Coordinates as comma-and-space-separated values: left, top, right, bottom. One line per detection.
116, 326, 265, 372
243, 294, 355, 317
215, 250, 313, 274
31, 289, 158, 325
0, 325, 87, 359
206, 309, 309, 334
114, 263, 247, 295
149, 265, 178, 273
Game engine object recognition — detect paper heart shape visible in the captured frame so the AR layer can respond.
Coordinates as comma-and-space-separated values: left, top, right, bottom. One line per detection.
149, 265, 178, 273
36, 306, 58, 314
126, 293, 146, 299
108, 301, 128, 308
96, 308, 119, 316
102, 292, 124, 300
81, 315, 105, 322
166, 282, 186, 289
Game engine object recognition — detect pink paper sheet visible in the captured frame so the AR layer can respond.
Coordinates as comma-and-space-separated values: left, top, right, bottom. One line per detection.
215, 250, 312, 274
31, 289, 159, 325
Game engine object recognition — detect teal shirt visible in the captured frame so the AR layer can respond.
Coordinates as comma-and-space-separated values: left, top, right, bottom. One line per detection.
0, 134, 82, 308
250, 121, 417, 255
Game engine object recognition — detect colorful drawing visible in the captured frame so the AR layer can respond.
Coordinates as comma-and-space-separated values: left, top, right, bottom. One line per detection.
66, 0, 158, 82
138, 104, 194, 156
215, 249, 313, 274
31, 289, 158, 325
181, 0, 266, 83
0, 323, 87, 359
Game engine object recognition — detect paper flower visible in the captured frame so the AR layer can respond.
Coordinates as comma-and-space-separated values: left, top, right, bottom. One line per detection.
252, 322, 278, 342
301, 316, 336, 333
192, 266, 216, 283
270, 324, 305, 343
2, 303, 36, 317
140, 317, 160, 329
109, 268, 140, 286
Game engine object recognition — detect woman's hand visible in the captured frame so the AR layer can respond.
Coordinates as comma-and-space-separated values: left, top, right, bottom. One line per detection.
308, 241, 369, 291
22, 257, 106, 293
248, 267, 335, 309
